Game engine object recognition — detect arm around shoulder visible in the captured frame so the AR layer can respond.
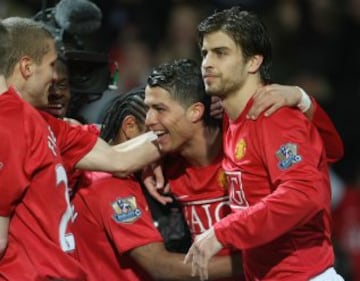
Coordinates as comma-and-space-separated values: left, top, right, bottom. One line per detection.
76, 132, 162, 177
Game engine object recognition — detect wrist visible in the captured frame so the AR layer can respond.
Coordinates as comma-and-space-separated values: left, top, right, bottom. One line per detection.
296, 86, 311, 112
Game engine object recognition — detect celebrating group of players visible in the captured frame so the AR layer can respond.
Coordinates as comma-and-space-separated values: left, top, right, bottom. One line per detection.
0, 6, 345, 281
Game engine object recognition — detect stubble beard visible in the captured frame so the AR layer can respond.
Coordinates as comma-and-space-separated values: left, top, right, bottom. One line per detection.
204, 82, 224, 98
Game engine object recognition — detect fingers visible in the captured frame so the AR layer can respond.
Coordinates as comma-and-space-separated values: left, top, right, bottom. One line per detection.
184, 244, 204, 280
210, 96, 224, 119
247, 86, 269, 119
199, 252, 209, 281
248, 84, 288, 119
152, 165, 165, 189
184, 242, 210, 280
163, 182, 171, 194
143, 176, 173, 205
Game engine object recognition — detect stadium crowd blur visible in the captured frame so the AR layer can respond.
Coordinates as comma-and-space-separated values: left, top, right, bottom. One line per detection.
1, 0, 360, 280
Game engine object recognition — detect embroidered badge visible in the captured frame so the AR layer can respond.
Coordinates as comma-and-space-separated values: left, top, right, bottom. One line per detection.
235, 138, 246, 160
276, 143, 302, 170
112, 196, 142, 223
217, 169, 228, 191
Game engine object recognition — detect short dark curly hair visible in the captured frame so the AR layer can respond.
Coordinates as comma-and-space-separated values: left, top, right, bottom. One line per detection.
147, 58, 220, 128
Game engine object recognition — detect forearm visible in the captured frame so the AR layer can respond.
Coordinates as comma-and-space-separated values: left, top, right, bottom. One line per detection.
151, 254, 239, 281
76, 132, 162, 177
215, 184, 323, 250
112, 131, 162, 176
131, 242, 239, 280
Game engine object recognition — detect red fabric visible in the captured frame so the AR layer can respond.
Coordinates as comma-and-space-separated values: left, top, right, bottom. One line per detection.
72, 173, 163, 281
215, 98, 334, 280
311, 98, 344, 163
164, 155, 242, 280
332, 187, 360, 281
0, 87, 97, 280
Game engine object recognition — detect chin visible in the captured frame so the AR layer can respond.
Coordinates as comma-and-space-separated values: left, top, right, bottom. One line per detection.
205, 88, 221, 97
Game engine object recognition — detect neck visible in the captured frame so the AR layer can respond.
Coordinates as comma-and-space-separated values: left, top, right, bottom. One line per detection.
222, 75, 263, 120
6, 73, 26, 100
180, 125, 222, 167
0, 76, 8, 95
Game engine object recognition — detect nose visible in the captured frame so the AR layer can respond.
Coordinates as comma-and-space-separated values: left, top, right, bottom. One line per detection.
201, 52, 213, 70
49, 82, 63, 98
145, 109, 157, 128
52, 68, 59, 81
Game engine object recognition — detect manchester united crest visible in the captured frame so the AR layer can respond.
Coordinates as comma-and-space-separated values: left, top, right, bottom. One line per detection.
217, 169, 228, 191
235, 138, 247, 160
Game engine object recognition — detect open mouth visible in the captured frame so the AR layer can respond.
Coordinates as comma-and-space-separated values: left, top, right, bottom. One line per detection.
45, 103, 66, 117
153, 130, 168, 143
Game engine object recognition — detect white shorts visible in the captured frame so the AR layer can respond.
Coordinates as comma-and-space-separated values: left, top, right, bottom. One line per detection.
309, 267, 345, 281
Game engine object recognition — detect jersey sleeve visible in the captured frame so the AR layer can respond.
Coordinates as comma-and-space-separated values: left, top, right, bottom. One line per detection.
40, 111, 98, 172
98, 179, 163, 254
215, 108, 330, 249
0, 122, 29, 216
311, 98, 344, 163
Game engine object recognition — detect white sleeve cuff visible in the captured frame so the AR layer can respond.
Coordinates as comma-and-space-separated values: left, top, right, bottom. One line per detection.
296, 87, 312, 112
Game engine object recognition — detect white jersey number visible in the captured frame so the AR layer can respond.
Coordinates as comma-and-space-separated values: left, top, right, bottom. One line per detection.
55, 164, 75, 252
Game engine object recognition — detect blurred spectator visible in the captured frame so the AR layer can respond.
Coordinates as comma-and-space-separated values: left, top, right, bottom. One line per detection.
333, 166, 360, 281
110, 37, 153, 93
155, 2, 208, 64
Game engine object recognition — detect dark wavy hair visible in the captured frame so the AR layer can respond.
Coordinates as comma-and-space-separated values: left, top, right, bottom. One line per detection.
198, 7, 272, 84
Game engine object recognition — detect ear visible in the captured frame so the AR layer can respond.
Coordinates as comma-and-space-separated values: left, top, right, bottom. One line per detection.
247, 55, 264, 74
121, 115, 138, 133
187, 102, 205, 123
19, 56, 33, 79
113, 115, 140, 144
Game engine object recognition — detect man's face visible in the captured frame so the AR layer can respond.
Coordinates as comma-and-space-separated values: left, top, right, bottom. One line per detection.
44, 60, 71, 118
144, 85, 194, 153
200, 31, 249, 98
26, 39, 58, 108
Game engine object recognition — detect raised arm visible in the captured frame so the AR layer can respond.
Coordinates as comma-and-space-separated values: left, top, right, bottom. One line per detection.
76, 131, 162, 177
247, 84, 343, 162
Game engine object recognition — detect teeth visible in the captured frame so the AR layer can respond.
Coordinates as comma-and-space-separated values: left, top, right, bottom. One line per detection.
153, 130, 166, 136
48, 104, 63, 109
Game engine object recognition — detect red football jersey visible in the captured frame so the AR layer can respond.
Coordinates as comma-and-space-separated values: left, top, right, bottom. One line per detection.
164, 154, 230, 239
164, 156, 243, 281
215, 98, 335, 280
0, 87, 97, 280
72, 172, 163, 281
311, 99, 344, 163
332, 187, 360, 281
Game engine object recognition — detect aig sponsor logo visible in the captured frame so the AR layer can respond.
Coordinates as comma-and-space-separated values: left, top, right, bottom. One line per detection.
182, 197, 230, 236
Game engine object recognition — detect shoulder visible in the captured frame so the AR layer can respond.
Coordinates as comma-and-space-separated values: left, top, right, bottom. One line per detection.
82, 174, 142, 201
0, 88, 25, 117
253, 107, 309, 130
